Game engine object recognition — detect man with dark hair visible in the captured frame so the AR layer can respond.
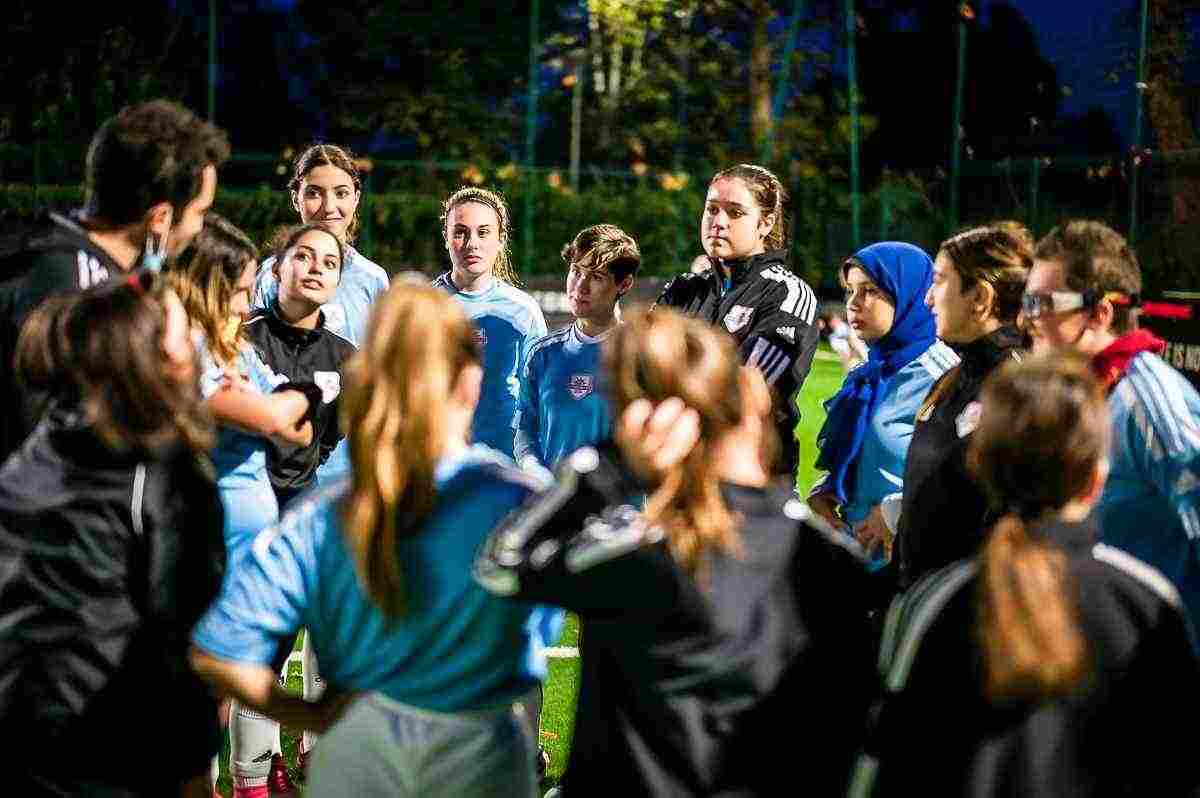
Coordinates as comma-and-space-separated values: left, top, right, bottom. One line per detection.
1023, 219, 1200, 624
0, 99, 229, 459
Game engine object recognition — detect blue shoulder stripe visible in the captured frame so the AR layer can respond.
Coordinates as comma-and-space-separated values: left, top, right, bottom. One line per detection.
525, 326, 572, 361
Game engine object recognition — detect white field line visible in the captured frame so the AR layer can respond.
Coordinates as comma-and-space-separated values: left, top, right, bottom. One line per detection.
285, 646, 581, 670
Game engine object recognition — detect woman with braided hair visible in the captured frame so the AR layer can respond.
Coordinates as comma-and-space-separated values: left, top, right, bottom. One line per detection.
433, 187, 547, 460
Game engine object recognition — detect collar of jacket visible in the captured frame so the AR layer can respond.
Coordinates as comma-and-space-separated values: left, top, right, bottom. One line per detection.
268, 302, 326, 346
708, 249, 789, 293
1023, 517, 1097, 555
957, 324, 1025, 382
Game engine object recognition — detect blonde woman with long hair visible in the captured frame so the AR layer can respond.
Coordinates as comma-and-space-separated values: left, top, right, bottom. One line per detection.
190, 283, 557, 798
477, 307, 874, 796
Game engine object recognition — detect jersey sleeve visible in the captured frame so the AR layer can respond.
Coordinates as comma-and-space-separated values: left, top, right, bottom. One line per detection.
651, 273, 685, 311
474, 443, 675, 617
14, 250, 91, 324
513, 346, 543, 468
190, 506, 321, 665
251, 259, 278, 313
1122, 365, 1200, 554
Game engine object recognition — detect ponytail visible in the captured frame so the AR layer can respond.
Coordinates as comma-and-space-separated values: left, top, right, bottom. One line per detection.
977, 514, 1089, 700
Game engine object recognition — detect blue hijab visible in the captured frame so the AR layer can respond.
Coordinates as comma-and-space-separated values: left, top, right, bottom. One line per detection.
815, 242, 938, 505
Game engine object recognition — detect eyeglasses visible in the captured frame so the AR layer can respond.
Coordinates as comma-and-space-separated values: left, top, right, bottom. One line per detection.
1020, 289, 1139, 320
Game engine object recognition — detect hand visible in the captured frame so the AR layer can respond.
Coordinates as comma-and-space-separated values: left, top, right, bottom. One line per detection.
312, 689, 360, 733
219, 368, 252, 393
615, 397, 701, 484
854, 504, 893, 560
807, 492, 844, 532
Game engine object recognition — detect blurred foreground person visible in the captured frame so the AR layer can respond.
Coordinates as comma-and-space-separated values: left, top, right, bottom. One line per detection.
851, 353, 1200, 797
191, 284, 557, 798
477, 308, 873, 796
0, 272, 225, 796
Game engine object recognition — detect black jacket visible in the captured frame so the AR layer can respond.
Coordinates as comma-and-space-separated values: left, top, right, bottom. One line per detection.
655, 251, 821, 476
894, 325, 1025, 589
475, 443, 873, 796
0, 409, 226, 795
243, 305, 357, 504
860, 518, 1200, 797
0, 212, 124, 461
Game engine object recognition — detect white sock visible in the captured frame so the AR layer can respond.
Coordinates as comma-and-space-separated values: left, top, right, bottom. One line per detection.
229, 699, 277, 789
301, 631, 324, 754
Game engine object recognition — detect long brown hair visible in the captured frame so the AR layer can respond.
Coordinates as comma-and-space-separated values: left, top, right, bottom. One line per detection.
711, 163, 789, 250
16, 272, 214, 457
966, 352, 1109, 700
340, 283, 482, 617
441, 186, 520, 286
167, 213, 258, 365
606, 308, 774, 577
288, 143, 364, 243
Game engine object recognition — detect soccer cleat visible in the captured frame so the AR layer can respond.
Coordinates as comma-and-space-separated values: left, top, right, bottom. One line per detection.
267, 753, 296, 796
296, 747, 309, 782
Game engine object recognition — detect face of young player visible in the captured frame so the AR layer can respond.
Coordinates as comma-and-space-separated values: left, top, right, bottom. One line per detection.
164, 164, 218, 258
844, 266, 896, 344
277, 229, 343, 311
294, 164, 360, 243
567, 264, 629, 326
927, 253, 979, 344
1023, 258, 1091, 356
446, 202, 502, 282
161, 289, 197, 389
700, 177, 772, 261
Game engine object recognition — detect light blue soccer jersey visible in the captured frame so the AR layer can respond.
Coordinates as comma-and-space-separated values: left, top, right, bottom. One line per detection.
514, 323, 613, 469
434, 273, 548, 459
254, 245, 389, 487
814, 340, 958, 527
199, 342, 288, 557
192, 445, 559, 712
1100, 351, 1200, 624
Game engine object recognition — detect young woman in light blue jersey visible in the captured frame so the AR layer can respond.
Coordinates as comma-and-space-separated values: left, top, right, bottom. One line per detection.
515, 224, 641, 471
809, 242, 958, 566
168, 215, 317, 798
434, 187, 548, 460
190, 284, 554, 798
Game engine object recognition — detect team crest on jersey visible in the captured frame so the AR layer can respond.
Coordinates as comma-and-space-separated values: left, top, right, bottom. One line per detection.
724, 305, 755, 333
313, 371, 341, 404
776, 326, 796, 343
321, 303, 347, 334
956, 401, 982, 438
567, 374, 594, 400
473, 328, 488, 347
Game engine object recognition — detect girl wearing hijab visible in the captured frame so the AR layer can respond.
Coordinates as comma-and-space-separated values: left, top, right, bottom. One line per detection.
809, 243, 958, 562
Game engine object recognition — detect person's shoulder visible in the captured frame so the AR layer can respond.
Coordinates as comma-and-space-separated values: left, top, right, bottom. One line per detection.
431, 271, 454, 292
448, 444, 552, 494
253, 478, 348, 560
1114, 352, 1200, 456
347, 248, 389, 284
496, 281, 544, 314
1074, 542, 1188, 635
527, 325, 572, 360
913, 340, 961, 380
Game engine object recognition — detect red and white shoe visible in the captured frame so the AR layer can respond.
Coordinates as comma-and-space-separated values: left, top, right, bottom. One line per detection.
296, 747, 309, 783
267, 753, 296, 797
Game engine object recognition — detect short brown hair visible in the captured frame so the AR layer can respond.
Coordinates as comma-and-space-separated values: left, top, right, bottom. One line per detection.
16, 273, 214, 458
288, 144, 364, 242
1034, 221, 1142, 334
85, 100, 230, 226
561, 224, 642, 287
938, 225, 1032, 324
